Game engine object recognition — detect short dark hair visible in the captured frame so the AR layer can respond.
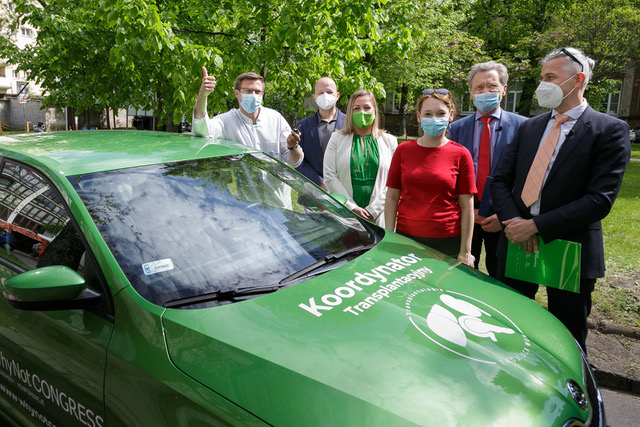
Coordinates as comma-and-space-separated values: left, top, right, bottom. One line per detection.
234, 72, 265, 90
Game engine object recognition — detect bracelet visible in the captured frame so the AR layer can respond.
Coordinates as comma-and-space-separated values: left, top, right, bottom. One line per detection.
288, 143, 299, 151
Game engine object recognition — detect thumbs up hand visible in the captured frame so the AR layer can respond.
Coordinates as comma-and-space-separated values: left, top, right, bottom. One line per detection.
199, 66, 217, 96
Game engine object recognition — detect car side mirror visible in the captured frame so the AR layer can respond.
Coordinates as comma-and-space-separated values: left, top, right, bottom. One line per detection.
3, 266, 100, 311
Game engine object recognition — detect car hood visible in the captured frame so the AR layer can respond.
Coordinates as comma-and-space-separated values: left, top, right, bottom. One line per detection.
161, 234, 590, 426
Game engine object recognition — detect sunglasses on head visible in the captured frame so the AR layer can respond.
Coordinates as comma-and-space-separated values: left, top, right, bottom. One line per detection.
561, 48, 584, 72
422, 88, 450, 96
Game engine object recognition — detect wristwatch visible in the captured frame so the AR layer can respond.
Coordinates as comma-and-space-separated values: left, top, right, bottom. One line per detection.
288, 143, 299, 151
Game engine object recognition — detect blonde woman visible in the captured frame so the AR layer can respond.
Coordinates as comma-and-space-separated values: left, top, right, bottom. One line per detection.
323, 90, 398, 227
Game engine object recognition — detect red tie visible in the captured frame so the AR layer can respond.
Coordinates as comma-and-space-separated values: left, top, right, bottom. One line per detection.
477, 116, 493, 201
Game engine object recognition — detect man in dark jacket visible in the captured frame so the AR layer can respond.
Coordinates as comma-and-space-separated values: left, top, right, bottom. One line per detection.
290, 77, 345, 190
449, 61, 527, 278
491, 47, 630, 351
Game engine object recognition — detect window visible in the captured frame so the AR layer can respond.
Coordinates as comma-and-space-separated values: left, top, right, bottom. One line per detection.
20, 27, 34, 38
604, 80, 622, 116
0, 160, 113, 317
0, 161, 76, 272
71, 154, 376, 308
387, 92, 400, 113
458, 94, 475, 115
504, 82, 523, 113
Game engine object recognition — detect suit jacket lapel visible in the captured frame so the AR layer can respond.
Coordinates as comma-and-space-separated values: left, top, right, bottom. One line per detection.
546, 106, 593, 183
492, 113, 509, 173
522, 113, 551, 175
309, 112, 320, 151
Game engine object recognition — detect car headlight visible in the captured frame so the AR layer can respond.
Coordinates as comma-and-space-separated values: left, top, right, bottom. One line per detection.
562, 342, 606, 427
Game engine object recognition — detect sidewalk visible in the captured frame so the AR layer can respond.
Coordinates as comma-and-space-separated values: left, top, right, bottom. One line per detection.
586, 318, 640, 395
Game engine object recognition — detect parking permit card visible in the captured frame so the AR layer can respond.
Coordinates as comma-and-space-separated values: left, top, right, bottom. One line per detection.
142, 258, 174, 275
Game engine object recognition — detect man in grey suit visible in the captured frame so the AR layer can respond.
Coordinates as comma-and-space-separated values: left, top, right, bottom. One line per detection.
491, 48, 630, 351
449, 62, 527, 278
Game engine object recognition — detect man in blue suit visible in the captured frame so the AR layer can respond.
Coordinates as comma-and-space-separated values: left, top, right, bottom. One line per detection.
290, 77, 346, 190
449, 62, 527, 278
491, 48, 630, 351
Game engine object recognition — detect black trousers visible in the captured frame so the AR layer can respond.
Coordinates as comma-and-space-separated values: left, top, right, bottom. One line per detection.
397, 231, 461, 259
471, 223, 501, 279
497, 256, 595, 354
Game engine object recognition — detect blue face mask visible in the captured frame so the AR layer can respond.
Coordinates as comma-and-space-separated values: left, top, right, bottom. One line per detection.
240, 94, 262, 113
421, 117, 449, 137
473, 92, 501, 113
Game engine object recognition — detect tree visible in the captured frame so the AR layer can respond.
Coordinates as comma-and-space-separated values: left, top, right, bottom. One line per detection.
1, 0, 417, 128
463, 0, 640, 115
366, 1, 486, 136
462, 0, 568, 116
548, 0, 640, 109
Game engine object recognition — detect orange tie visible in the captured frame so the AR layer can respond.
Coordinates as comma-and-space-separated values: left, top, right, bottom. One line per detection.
521, 114, 570, 207
477, 116, 492, 201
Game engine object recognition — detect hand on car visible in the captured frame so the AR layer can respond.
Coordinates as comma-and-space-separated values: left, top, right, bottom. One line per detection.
457, 252, 475, 267
352, 207, 372, 221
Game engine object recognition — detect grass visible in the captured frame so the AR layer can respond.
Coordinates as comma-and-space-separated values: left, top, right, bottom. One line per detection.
594, 158, 640, 327
480, 156, 640, 328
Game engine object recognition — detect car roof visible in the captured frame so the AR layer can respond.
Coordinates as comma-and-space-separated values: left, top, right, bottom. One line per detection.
0, 130, 257, 176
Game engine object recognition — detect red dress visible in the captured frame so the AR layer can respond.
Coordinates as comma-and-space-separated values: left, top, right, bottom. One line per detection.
386, 139, 476, 238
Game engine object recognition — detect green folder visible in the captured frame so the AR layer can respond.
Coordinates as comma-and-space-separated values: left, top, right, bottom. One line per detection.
505, 237, 581, 293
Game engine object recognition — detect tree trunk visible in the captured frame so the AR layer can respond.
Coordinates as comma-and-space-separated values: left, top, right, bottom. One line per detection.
398, 83, 408, 137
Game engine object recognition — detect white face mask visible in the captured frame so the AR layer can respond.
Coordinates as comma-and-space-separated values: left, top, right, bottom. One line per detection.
315, 93, 337, 110
535, 74, 577, 109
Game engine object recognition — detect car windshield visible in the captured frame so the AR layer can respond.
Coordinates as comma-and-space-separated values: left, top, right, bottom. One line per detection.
70, 153, 379, 308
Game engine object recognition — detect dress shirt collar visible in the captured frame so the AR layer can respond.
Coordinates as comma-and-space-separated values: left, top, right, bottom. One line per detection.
317, 110, 338, 124
552, 100, 588, 121
474, 107, 502, 122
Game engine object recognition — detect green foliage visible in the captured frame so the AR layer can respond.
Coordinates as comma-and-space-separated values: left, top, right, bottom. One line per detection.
602, 161, 640, 274
1, 0, 417, 125
464, 0, 640, 115
548, 0, 640, 111
2, 0, 639, 126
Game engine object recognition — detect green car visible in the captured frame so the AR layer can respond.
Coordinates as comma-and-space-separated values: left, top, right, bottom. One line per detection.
0, 131, 603, 426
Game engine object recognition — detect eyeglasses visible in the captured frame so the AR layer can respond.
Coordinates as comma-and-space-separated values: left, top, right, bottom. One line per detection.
239, 88, 264, 95
422, 88, 450, 96
561, 48, 584, 72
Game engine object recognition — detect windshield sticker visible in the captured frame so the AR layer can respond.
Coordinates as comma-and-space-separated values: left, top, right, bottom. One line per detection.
142, 258, 174, 276
298, 253, 433, 317
405, 289, 531, 365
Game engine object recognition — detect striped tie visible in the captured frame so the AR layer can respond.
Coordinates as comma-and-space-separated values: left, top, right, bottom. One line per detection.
521, 114, 570, 207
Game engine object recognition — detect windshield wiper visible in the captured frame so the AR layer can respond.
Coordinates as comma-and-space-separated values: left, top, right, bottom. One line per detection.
164, 243, 376, 309
164, 286, 282, 309
278, 243, 376, 285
